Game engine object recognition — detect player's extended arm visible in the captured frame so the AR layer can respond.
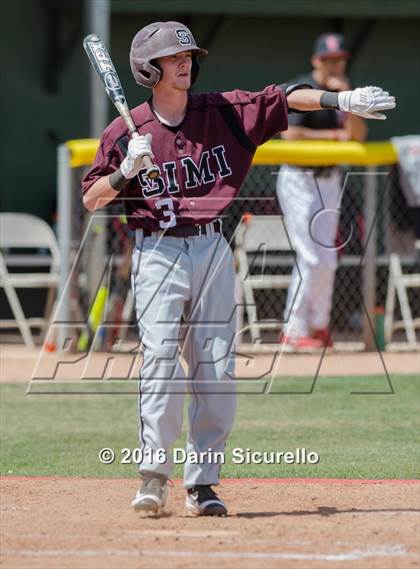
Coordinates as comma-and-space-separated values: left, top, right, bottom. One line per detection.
287, 86, 395, 120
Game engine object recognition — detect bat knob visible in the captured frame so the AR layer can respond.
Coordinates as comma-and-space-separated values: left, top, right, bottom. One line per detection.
83, 33, 100, 45
146, 165, 161, 180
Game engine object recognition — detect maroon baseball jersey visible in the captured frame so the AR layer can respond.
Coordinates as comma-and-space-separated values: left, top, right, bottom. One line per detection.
82, 84, 288, 231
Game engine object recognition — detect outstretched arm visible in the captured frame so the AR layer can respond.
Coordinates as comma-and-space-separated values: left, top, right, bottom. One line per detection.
286, 86, 395, 120
286, 89, 329, 112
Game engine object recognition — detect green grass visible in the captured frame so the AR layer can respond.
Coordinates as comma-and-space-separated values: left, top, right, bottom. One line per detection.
1, 375, 419, 479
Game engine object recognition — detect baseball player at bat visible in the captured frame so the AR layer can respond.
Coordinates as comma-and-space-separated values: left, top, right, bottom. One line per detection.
82, 21, 395, 516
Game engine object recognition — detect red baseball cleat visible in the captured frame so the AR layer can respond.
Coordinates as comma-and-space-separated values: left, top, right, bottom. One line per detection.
279, 333, 323, 352
312, 328, 334, 348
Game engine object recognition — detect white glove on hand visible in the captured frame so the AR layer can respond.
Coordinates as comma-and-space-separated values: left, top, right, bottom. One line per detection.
120, 133, 154, 179
338, 86, 396, 120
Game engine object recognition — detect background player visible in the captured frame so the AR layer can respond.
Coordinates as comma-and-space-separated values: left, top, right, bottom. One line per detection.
81, 22, 395, 516
277, 33, 368, 351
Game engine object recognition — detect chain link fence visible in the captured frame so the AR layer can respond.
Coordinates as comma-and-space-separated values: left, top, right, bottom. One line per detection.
228, 164, 419, 345
58, 143, 419, 352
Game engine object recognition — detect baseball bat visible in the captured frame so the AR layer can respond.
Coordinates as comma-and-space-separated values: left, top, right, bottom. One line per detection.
77, 284, 109, 352
83, 33, 160, 180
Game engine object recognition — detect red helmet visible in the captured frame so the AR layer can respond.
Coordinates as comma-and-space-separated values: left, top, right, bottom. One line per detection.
130, 21, 208, 88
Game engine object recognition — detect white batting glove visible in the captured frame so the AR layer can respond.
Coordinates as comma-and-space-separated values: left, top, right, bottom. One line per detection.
120, 133, 154, 179
338, 86, 396, 120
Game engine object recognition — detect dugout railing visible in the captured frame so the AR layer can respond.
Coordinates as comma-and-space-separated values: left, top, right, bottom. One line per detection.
54, 139, 419, 352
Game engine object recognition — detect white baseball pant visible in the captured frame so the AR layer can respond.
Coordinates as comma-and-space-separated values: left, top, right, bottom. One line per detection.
276, 165, 341, 337
131, 228, 237, 488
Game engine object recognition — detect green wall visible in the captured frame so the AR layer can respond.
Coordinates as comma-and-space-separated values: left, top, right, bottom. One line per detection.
1, 2, 419, 221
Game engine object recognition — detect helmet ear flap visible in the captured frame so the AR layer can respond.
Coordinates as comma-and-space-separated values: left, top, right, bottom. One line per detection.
147, 60, 162, 87
150, 59, 161, 74
131, 59, 161, 88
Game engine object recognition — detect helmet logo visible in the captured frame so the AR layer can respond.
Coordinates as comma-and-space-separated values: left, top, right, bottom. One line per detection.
175, 29, 193, 46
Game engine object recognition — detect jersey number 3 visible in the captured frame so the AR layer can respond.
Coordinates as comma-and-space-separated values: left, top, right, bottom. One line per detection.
156, 198, 177, 229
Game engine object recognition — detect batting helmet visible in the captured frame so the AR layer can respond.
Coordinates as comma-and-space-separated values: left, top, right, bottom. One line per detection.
130, 21, 208, 88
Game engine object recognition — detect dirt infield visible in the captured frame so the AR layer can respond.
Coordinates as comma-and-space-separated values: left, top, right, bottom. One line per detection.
2, 345, 419, 568
1, 344, 419, 383
1, 478, 419, 569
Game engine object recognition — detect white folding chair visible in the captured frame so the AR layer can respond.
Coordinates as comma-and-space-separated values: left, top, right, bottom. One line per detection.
235, 215, 295, 343
0, 213, 61, 348
384, 243, 420, 346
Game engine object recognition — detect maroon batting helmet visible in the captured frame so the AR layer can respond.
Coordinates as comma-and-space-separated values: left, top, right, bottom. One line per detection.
130, 21, 208, 88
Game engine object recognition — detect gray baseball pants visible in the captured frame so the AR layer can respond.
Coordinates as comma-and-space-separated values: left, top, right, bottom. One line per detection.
131, 224, 237, 488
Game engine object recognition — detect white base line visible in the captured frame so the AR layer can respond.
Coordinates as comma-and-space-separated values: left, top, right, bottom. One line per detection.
3, 545, 415, 562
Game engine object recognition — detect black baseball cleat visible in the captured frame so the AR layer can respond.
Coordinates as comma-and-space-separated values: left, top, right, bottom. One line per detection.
186, 485, 227, 516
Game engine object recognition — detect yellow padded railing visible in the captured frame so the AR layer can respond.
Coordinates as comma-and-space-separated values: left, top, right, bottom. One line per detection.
65, 138, 398, 168
66, 139, 101, 168
254, 140, 397, 166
